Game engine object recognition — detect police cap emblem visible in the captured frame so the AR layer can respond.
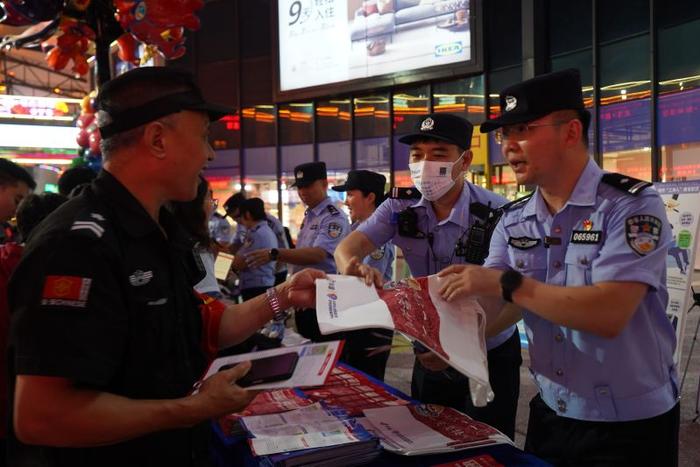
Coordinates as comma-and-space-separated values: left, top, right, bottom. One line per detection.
420, 117, 435, 131
505, 95, 517, 112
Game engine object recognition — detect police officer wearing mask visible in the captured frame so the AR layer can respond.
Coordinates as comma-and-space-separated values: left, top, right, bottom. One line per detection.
335, 113, 521, 440
331, 169, 394, 380
247, 161, 350, 340
438, 69, 679, 465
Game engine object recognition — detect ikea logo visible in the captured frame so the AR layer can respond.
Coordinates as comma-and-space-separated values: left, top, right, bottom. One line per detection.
435, 42, 463, 57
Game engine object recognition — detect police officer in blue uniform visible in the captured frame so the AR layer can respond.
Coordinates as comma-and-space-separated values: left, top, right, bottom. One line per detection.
438, 69, 680, 465
231, 198, 278, 301
331, 169, 395, 380
335, 114, 521, 439
247, 162, 350, 341
225, 193, 290, 284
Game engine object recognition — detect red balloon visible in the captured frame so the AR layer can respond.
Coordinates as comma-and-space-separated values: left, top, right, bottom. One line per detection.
76, 128, 89, 148
77, 113, 94, 129
88, 131, 101, 154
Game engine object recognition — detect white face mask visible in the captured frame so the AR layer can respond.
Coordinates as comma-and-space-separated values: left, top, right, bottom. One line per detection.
409, 152, 465, 201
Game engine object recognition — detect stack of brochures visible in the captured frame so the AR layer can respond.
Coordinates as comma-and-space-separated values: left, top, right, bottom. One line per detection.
240, 403, 381, 467
360, 404, 512, 456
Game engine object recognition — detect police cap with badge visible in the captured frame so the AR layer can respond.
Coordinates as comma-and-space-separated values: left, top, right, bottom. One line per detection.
331, 170, 386, 199
95, 67, 233, 139
291, 162, 327, 188
479, 68, 591, 133
398, 112, 474, 150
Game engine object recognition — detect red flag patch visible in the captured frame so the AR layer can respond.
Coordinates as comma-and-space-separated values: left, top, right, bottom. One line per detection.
41, 275, 92, 308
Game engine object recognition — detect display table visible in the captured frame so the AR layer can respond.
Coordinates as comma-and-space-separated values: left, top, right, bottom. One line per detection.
210, 364, 550, 466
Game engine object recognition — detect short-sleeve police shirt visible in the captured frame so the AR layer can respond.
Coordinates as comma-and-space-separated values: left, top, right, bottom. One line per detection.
238, 221, 277, 289
484, 158, 678, 422
351, 221, 394, 282
358, 181, 516, 349
290, 197, 350, 274
9, 171, 211, 467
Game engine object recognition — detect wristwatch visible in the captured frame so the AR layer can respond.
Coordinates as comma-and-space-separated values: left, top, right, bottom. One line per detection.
269, 248, 279, 261
265, 286, 287, 321
500, 269, 523, 303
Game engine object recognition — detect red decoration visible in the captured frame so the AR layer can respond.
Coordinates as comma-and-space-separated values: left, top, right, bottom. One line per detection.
43, 16, 95, 75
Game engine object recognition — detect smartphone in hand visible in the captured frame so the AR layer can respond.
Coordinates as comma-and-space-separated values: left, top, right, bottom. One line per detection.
220, 352, 300, 388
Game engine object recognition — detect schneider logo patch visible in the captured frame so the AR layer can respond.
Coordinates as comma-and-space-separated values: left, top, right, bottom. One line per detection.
41, 275, 92, 308
570, 230, 602, 244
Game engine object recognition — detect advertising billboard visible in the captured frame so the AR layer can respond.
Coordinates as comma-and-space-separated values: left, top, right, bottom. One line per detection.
276, 0, 481, 100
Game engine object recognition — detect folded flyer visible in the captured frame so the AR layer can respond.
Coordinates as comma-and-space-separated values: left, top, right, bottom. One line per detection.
197, 341, 343, 392
360, 404, 511, 456
315, 275, 491, 405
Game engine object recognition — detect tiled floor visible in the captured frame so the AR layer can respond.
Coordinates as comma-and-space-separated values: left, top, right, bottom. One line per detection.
384, 308, 700, 465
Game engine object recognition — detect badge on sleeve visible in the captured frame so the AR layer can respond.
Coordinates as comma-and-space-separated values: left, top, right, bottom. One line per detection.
328, 222, 343, 238
370, 246, 385, 260
625, 215, 662, 256
508, 236, 540, 250
41, 275, 92, 308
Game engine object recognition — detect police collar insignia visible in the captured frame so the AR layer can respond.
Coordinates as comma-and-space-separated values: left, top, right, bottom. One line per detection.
582, 219, 593, 231
420, 117, 435, 131
508, 236, 540, 250
129, 269, 154, 286
327, 222, 343, 238
505, 95, 517, 112
327, 204, 339, 215
625, 215, 662, 256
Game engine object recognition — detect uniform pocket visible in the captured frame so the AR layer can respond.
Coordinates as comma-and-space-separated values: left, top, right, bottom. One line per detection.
564, 246, 599, 286
510, 251, 548, 281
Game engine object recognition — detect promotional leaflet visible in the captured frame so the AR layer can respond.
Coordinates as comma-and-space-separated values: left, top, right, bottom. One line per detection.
315, 275, 492, 406
197, 341, 343, 392
361, 404, 511, 456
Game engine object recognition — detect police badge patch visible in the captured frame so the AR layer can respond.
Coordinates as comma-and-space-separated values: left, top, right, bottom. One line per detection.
625, 215, 662, 256
370, 246, 385, 260
328, 222, 343, 238
508, 236, 540, 250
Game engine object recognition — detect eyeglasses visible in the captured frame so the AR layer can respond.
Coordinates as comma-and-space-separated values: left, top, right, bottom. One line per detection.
494, 120, 571, 145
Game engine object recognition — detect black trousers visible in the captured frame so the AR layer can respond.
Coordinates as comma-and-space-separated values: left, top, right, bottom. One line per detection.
274, 271, 287, 286
525, 394, 680, 467
411, 329, 521, 440
294, 308, 393, 381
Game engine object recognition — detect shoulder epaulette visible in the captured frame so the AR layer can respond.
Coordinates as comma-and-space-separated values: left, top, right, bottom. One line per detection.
69, 211, 107, 238
390, 187, 421, 200
327, 204, 340, 215
500, 192, 534, 212
601, 172, 652, 195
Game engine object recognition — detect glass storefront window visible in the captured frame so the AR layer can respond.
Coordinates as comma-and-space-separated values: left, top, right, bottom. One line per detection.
205, 149, 241, 216
598, 0, 651, 180
355, 93, 390, 182
317, 98, 353, 217
243, 147, 279, 218
658, 16, 700, 181
393, 86, 429, 187
490, 164, 520, 201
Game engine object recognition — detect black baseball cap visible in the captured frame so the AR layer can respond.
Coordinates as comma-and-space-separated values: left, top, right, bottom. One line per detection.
332, 170, 386, 196
480, 68, 591, 133
291, 162, 327, 188
96, 66, 233, 139
398, 113, 474, 150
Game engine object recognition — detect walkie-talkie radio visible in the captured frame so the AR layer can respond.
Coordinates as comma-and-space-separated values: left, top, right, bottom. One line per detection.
460, 202, 502, 265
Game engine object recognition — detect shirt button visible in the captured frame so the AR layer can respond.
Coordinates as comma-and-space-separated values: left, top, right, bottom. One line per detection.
515, 259, 525, 269
553, 226, 561, 234
555, 333, 563, 342
557, 399, 567, 413
556, 369, 564, 376
553, 261, 562, 268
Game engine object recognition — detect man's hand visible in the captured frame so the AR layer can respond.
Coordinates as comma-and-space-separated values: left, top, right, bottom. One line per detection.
245, 249, 272, 269
344, 256, 384, 288
195, 361, 258, 418
278, 268, 327, 309
416, 351, 450, 371
437, 264, 501, 302
231, 255, 247, 272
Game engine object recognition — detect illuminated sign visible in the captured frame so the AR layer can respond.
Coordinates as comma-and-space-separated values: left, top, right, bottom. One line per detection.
0, 95, 81, 122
